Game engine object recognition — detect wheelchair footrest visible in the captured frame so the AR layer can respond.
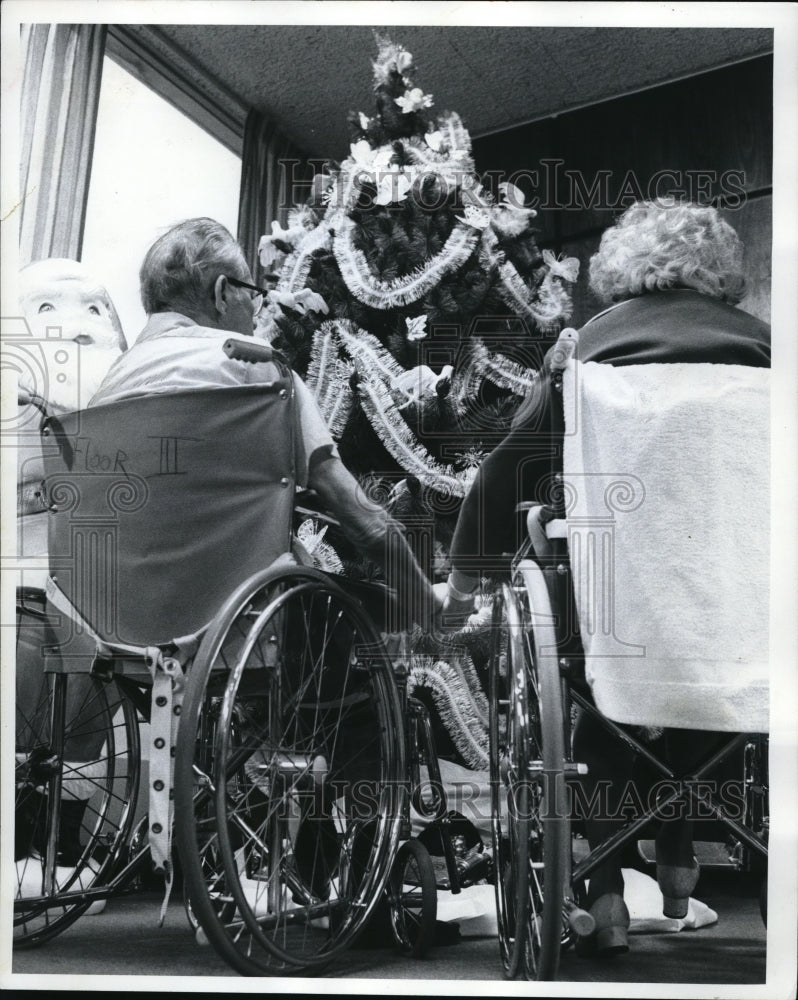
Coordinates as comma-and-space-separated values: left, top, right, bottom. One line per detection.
637, 838, 745, 870
564, 898, 595, 937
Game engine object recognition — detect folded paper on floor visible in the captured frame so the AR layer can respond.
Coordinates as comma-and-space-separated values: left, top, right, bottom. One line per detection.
623, 867, 718, 933
410, 760, 718, 936
435, 869, 717, 938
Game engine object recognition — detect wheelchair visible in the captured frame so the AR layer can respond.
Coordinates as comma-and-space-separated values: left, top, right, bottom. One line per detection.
488, 329, 770, 980
12, 340, 465, 975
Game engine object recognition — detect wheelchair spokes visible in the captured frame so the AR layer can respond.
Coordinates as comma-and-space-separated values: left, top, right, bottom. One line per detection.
175, 565, 404, 976
386, 837, 437, 957
14, 673, 140, 946
490, 577, 570, 981
490, 591, 529, 978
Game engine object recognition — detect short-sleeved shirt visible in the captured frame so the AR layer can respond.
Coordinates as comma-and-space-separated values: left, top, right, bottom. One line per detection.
88, 312, 337, 487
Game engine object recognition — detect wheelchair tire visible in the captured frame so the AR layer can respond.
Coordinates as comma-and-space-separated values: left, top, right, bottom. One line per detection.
516, 564, 569, 981
387, 837, 437, 957
14, 668, 140, 947
175, 564, 404, 976
490, 589, 530, 979
490, 573, 569, 981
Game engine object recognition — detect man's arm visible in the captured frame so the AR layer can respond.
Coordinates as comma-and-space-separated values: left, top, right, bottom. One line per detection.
308, 455, 438, 632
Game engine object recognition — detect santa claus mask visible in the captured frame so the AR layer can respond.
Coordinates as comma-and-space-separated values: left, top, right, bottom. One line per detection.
18, 258, 128, 412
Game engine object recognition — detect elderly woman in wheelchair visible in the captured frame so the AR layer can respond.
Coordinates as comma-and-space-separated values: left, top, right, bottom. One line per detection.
438, 199, 770, 977
15, 219, 441, 972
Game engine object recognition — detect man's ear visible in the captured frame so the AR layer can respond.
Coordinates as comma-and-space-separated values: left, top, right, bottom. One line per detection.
212, 275, 229, 316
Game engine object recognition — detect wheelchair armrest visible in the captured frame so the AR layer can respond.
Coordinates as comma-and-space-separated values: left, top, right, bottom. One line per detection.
517, 503, 558, 560
329, 574, 398, 633
294, 490, 341, 529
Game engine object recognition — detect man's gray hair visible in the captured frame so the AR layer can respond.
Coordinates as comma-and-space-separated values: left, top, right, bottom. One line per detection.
140, 218, 249, 314
588, 199, 747, 305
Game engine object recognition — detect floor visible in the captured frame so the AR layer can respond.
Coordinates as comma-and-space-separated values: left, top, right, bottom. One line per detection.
8, 869, 769, 992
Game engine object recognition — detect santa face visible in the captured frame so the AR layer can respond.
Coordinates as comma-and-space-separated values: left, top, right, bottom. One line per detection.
19, 259, 127, 411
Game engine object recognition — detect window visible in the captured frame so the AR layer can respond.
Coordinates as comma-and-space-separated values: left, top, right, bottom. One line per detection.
82, 56, 242, 343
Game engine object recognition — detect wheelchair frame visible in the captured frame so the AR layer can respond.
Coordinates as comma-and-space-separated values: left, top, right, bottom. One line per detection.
14, 562, 465, 974
13, 381, 467, 975
488, 333, 770, 981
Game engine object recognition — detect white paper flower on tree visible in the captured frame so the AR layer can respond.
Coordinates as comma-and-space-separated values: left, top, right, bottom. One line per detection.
372, 39, 413, 84
395, 88, 434, 114
405, 314, 428, 341
456, 205, 491, 230
270, 219, 306, 244
424, 130, 445, 152
542, 248, 581, 283
259, 239, 286, 271
350, 140, 395, 170
374, 171, 412, 205
491, 181, 538, 237
259, 219, 310, 270
393, 364, 439, 408
267, 288, 329, 316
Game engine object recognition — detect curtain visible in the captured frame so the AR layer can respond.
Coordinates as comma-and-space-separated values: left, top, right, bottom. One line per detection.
237, 108, 314, 281
20, 23, 107, 265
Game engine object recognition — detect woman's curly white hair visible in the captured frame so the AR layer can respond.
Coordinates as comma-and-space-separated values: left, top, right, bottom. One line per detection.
588, 199, 747, 305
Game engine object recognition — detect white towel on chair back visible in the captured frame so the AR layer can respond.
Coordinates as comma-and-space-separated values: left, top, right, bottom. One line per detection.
561, 360, 769, 732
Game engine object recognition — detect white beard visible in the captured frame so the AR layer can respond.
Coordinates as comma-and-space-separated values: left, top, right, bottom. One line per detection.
19, 343, 122, 413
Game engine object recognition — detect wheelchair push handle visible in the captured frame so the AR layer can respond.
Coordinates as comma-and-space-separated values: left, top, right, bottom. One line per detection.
223, 337, 273, 364
548, 327, 579, 373
18, 388, 50, 417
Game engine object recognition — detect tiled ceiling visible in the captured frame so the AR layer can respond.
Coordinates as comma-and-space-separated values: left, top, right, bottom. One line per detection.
144, 24, 773, 159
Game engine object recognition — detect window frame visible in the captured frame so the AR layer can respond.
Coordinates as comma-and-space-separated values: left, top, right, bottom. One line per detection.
105, 25, 247, 157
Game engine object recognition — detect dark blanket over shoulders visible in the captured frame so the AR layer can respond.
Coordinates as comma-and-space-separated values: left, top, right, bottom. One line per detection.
449, 290, 771, 579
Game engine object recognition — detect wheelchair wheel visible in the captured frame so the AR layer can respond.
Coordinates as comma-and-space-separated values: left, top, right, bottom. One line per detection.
489, 591, 530, 979
14, 670, 140, 946
387, 837, 437, 957
175, 564, 404, 976
490, 573, 568, 981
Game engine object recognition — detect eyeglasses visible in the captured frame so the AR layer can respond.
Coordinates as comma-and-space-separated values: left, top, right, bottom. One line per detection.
225, 276, 271, 315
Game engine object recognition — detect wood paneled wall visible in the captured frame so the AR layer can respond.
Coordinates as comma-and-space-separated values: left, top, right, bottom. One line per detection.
472, 56, 773, 326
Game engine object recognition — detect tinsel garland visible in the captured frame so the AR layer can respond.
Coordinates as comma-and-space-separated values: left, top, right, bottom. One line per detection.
295, 517, 345, 573
408, 654, 489, 771
270, 37, 578, 340
499, 267, 574, 331
304, 319, 476, 495
305, 326, 355, 436
438, 112, 473, 162
279, 214, 337, 293
397, 121, 473, 182
333, 215, 479, 309
467, 340, 536, 396
335, 323, 408, 387
323, 161, 367, 215
354, 369, 475, 497
478, 228, 575, 332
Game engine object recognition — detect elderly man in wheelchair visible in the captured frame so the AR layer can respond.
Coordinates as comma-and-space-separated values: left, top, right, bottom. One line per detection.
14, 218, 439, 973
438, 199, 770, 979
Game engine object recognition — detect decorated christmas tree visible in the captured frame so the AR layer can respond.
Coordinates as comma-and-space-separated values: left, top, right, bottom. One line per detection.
259, 35, 578, 769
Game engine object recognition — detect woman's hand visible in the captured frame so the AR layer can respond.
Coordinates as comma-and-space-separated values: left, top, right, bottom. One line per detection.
433, 579, 476, 632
